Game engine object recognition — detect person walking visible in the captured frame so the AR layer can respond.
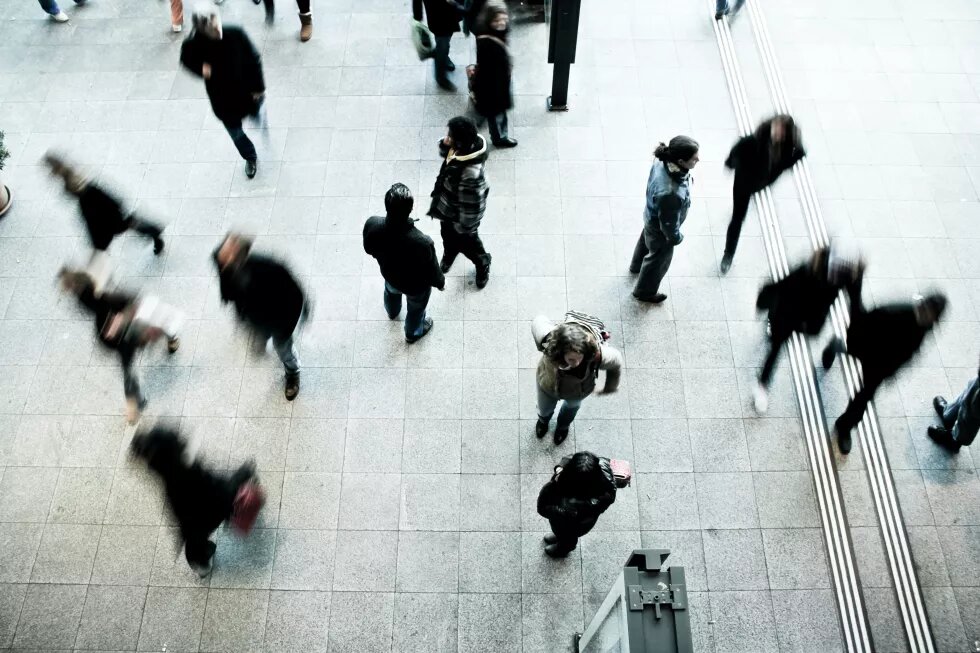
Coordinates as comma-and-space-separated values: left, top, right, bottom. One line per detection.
823, 292, 947, 454
721, 114, 805, 274
630, 136, 699, 304
363, 183, 446, 343
130, 426, 263, 577
37, 0, 86, 22
213, 233, 307, 400
753, 246, 863, 413
929, 359, 980, 453
715, 0, 744, 20
472, 1, 517, 148
58, 269, 182, 424
531, 312, 622, 445
413, 0, 464, 90
428, 116, 493, 289
536, 452, 617, 558
180, 5, 267, 179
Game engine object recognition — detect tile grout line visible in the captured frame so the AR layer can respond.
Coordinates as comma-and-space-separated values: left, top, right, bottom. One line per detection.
712, 3, 873, 651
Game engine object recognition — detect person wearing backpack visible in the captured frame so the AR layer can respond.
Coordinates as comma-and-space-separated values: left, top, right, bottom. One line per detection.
531, 312, 623, 445
472, 1, 517, 148
536, 452, 617, 558
428, 116, 493, 288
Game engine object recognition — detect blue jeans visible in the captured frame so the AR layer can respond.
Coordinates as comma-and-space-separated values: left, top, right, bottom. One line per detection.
943, 377, 979, 446
384, 282, 430, 339
536, 386, 584, 429
39, 0, 84, 14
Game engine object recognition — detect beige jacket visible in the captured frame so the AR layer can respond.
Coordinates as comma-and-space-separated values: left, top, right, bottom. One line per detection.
531, 315, 623, 399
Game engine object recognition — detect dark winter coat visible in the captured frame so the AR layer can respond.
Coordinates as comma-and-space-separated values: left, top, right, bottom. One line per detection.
77, 184, 132, 251
179, 26, 265, 123
537, 460, 617, 538
463, 0, 488, 34
474, 33, 513, 117
757, 262, 860, 341
428, 137, 490, 233
215, 253, 306, 340
363, 215, 446, 296
846, 303, 930, 382
725, 122, 806, 194
644, 161, 690, 246
413, 0, 463, 36
77, 286, 139, 363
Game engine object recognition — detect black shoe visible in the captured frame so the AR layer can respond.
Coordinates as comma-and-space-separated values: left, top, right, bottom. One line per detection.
720, 252, 733, 275
933, 396, 948, 419
437, 78, 457, 92
553, 427, 569, 445
153, 238, 165, 255
535, 419, 548, 438
265, 8, 275, 24
836, 425, 852, 455
406, 317, 434, 343
245, 159, 258, 179
543, 533, 558, 545
285, 373, 299, 401
493, 137, 518, 148
544, 544, 570, 558
927, 426, 961, 453
633, 292, 667, 304
822, 339, 840, 370
446, 59, 456, 72
715, 10, 726, 19
475, 254, 492, 289
628, 266, 640, 274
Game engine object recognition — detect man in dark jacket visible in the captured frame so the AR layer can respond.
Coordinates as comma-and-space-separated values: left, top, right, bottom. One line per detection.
537, 452, 617, 558
824, 292, 947, 454
180, 6, 266, 179
364, 183, 446, 343
213, 233, 307, 400
44, 152, 165, 255
473, 1, 517, 148
753, 246, 863, 413
428, 117, 493, 289
721, 114, 805, 274
929, 359, 980, 453
130, 426, 259, 577
413, 0, 463, 90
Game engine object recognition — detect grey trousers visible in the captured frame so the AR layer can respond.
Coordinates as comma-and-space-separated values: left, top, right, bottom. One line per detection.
630, 221, 674, 297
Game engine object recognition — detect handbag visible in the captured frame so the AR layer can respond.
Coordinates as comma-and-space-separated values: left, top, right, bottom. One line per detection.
608, 459, 632, 488
411, 19, 435, 60
230, 481, 266, 535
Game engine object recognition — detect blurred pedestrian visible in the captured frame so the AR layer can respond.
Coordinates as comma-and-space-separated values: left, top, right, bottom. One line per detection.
180, 5, 267, 179
930, 359, 979, 453
824, 293, 947, 454
37, 0, 86, 22
531, 312, 622, 445
715, 0, 744, 20
213, 233, 307, 400
130, 425, 263, 577
171, 0, 184, 32
472, 1, 517, 148
753, 246, 863, 413
428, 117, 493, 288
537, 452, 617, 558
59, 269, 182, 424
721, 114, 805, 274
630, 136, 699, 304
363, 183, 446, 343
43, 152, 166, 262
413, 0, 464, 90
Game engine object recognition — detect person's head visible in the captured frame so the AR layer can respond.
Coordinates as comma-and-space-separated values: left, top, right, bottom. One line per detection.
384, 183, 414, 222
57, 267, 95, 297
192, 3, 222, 39
543, 323, 598, 371
130, 426, 188, 476
446, 116, 480, 154
42, 151, 87, 196
557, 451, 613, 499
914, 293, 947, 328
653, 135, 700, 171
214, 232, 253, 271
764, 114, 798, 145
479, 0, 510, 32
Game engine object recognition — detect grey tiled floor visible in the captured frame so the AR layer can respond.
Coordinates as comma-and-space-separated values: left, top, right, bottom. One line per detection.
0, 0, 978, 651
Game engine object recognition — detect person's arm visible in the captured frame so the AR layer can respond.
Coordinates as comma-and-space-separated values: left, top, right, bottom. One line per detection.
438, 139, 451, 159
597, 344, 623, 393
456, 167, 487, 233
413, 0, 424, 21
241, 32, 266, 95
657, 193, 684, 246
724, 137, 750, 170
427, 240, 446, 290
531, 316, 555, 352
537, 481, 577, 521
179, 39, 205, 78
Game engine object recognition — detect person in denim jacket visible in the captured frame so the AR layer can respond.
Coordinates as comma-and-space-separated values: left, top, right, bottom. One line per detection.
630, 136, 699, 304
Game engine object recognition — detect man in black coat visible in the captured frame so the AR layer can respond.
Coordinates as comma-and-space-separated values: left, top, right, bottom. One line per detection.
180, 6, 266, 179
130, 426, 258, 577
213, 233, 307, 400
364, 183, 445, 343
473, 1, 517, 148
413, 0, 464, 90
824, 292, 947, 454
44, 152, 165, 255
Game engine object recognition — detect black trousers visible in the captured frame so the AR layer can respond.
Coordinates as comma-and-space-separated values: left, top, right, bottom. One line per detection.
548, 519, 581, 554
126, 215, 164, 244
440, 221, 490, 269
182, 464, 256, 569
725, 182, 755, 258
836, 370, 884, 436
759, 330, 791, 387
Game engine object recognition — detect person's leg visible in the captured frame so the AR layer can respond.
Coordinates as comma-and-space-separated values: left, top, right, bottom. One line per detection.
633, 228, 674, 299
434, 36, 453, 87
835, 374, 881, 446
546, 520, 579, 556
439, 220, 460, 271
272, 334, 300, 376
555, 397, 584, 430
121, 357, 146, 423
488, 113, 503, 143
722, 183, 752, 266
536, 385, 560, 424
457, 230, 489, 267
715, 0, 729, 17
759, 333, 788, 387
296, 0, 313, 40
943, 378, 974, 427
629, 228, 649, 274
404, 287, 431, 339
383, 282, 403, 320
261, 0, 275, 23
38, 0, 61, 15
184, 537, 217, 576
126, 215, 166, 253
222, 119, 257, 163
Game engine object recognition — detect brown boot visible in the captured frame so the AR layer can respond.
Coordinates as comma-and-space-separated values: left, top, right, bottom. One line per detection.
299, 12, 312, 42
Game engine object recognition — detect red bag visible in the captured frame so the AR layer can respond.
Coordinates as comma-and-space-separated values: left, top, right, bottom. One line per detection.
609, 459, 632, 488
230, 481, 266, 535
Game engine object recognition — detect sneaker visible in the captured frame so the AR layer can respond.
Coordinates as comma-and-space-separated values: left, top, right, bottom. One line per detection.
753, 382, 769, 414
933, 396, 948, 419
167, 337, 180, 354
836, 426, 852, 455
172, 23, 182, 32
720, 253, 733, 275
190, 559, 213, 578
543, 533, 558, 545
406, 317, 434, 343
553, 426, 569, 445
493, 137, 518, 148
535, 419, 548, 438
51, 10, 70, 22
544, 543, 571, 558
245, 159, 257, 179
475, 254, 492, 289
284, 373, 300, 401
927, 426, 961, 453
633, 292, 667, 304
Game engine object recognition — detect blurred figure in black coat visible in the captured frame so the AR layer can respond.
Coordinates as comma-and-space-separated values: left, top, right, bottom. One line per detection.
537, 452, 617, 558
472, 1, 517, 148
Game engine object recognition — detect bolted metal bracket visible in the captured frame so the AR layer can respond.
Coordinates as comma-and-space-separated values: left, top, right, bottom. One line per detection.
627, 582, 687, 619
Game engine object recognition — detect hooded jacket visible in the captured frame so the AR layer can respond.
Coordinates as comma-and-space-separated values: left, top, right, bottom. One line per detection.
531, 316, 623, 400
179, 26, 265, 123
473, 3, 512, 117
537, 458, 617, 537
215, 252, 306, 340
644, 160, 691, 246
363, 215, 446, 296
428, 136, 490, 233
725, 120, 806, 194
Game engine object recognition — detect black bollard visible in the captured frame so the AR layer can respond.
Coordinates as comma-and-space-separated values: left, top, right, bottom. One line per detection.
546, 0, 582, 111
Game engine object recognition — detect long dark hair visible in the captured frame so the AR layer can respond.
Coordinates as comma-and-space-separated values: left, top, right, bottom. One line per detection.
448, 116, 480, 154
653, 135, 699, 165
558, 452, 613, 499
757, 114, 800, 149
542, 323, 598, 369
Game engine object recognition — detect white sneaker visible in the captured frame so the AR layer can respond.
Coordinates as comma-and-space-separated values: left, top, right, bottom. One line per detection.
51, 11, 70, 22
172, 23, 182, 32
753, 382, 769, 414
190, 560, 213, 578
